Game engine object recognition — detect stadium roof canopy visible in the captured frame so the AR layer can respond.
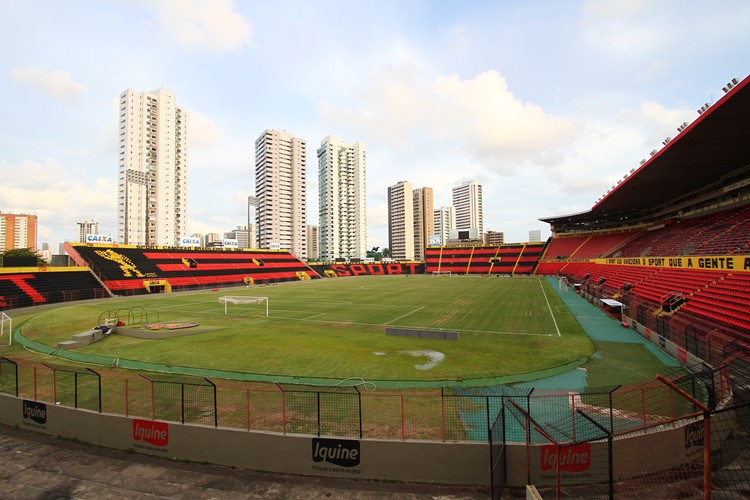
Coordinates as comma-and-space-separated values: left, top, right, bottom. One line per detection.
541, 75, 750, 231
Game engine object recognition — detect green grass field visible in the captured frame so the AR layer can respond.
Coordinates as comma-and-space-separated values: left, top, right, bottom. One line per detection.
18, 275, 595, 383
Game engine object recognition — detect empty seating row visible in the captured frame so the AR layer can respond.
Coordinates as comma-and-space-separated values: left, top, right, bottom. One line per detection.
608, 205, 750, 258
0, 269, 109, 310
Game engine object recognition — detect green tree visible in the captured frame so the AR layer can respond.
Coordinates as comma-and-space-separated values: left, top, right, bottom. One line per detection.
366, 246, 381, 260
0, 248, 48, 267
381, 247, 392, 259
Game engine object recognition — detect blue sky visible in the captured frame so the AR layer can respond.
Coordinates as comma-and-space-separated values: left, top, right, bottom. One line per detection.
1, 0, 748, 252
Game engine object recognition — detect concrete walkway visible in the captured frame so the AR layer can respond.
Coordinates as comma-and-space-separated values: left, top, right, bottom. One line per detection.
0, 424, 485, 500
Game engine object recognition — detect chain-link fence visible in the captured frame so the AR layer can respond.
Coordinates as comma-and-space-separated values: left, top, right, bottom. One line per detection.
2, 355, 749, 498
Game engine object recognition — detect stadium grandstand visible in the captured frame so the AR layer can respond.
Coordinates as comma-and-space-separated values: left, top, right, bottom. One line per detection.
535, 74, 750, 361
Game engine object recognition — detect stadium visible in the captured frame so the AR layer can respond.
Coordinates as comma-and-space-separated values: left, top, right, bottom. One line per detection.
1, 74, 749, 498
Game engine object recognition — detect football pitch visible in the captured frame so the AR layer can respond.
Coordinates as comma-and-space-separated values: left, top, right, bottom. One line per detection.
19, 275, 594, 384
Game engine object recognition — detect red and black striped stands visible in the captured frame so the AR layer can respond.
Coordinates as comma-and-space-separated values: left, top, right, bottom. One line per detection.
0, 269, 109, 310
423, 243, 544, 275
68, 244, 319, 295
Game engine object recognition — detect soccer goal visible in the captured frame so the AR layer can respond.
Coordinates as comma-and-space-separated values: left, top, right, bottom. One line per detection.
559, 277, 569, 292
1, 312, 12, 346
219, 296, 269, 317
432, 270, 452, 276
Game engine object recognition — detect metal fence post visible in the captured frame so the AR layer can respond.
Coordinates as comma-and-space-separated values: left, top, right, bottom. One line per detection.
316, 391, 321, 437
355, 386, 362, 439
205, 378, 218, 428
704, 410, 712, 500
86, 368, 101, 412
608, 385, 620, 434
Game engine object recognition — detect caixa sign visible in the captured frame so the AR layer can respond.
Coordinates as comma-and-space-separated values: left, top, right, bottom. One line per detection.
312, 438, 360, 467
541, 443, 591, 472
86, 234, 113, 244
133, 419, 169, 447
23, 400, 47, 425
180, 237, 201, 247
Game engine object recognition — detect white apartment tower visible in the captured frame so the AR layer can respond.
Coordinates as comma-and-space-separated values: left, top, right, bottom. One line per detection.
433, 206, 456, 246
452, 181, 483, 234
77, 219, 99, 243
317, 136, 367, 261
306, 224, 319, 260
255, 130, 307, 258
118, 88, 188, 246
412, 187, 434, 261
387, 181, 415, 261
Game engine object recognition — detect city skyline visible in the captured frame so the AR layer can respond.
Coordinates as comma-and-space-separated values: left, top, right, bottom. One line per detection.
1, 1, 748, 252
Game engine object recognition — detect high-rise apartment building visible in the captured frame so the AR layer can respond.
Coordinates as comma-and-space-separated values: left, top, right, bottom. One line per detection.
0, 212, 38, 251
433, 206, 456, 246
118, 88, 188, 246
412, 187, 434, 261
452, 181, 483, 234
529, 230, 542, 243
225, 225, 250, 249
306, 224, 319, 261
78, 219, 99, 243
387, 181, 415, 261
485, 230, 505, 245
317, 136, 367, 261
255, 130, 307, 258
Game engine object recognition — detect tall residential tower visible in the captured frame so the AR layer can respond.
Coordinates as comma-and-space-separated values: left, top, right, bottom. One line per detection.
0, 212, 37, 251
387, 181, 414, 261
117, 88, 188, 246
255, 130, 307, 258
317, 136, 367, 261
452, 181, 483, 234
412, 187, 434, 260
433, 206, 455, 246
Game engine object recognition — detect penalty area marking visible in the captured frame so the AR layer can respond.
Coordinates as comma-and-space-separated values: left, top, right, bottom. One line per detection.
539, 278, 562, 337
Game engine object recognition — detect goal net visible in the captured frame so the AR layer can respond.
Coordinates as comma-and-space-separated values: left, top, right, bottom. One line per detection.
432, 270, 452, 276
559, 277, 569, 292
0, 312, 12, 346
218, 296, 269, 317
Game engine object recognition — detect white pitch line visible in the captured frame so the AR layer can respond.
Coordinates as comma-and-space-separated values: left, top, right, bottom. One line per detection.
302, 312, 327, 320
539, 278, 562, 337
385, 305, 425, 325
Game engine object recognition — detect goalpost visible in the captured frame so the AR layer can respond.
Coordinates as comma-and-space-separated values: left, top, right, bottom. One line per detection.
218, 296, 269, 317
1, 312, 12, 346
559, 277, 569, 293
432, 270, 452, 276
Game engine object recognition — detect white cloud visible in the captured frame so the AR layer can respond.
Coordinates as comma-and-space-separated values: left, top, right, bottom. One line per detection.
430, 71, 576, 169
9, 66, 86, 103
144, 0, 252, 51
320, 69, 576, 173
